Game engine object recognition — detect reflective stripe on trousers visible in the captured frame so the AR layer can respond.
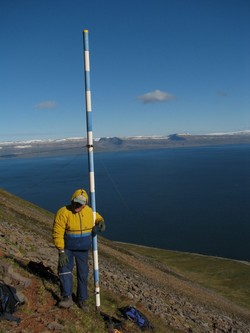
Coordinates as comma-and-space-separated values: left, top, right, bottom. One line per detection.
58, 248, 89, 301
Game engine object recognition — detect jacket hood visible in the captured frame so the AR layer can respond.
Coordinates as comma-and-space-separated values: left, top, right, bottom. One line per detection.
71, 189, 88, 205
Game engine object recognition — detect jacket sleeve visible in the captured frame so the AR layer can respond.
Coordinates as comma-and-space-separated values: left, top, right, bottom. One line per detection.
53, 208, 67, 250
95, 212, 104, 224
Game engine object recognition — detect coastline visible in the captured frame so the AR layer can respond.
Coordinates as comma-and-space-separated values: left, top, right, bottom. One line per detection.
115, 241, 250, 266
1, 133, 250, 159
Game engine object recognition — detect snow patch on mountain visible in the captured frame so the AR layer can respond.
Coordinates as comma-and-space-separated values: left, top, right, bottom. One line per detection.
14, 145, 32, 149
1, 130, 250, 146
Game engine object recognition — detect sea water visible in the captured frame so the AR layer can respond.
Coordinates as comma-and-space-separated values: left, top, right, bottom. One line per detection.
1, 145, 249, 261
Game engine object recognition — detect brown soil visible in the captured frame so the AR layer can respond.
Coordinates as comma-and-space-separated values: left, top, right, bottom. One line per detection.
0, 188, 250, 333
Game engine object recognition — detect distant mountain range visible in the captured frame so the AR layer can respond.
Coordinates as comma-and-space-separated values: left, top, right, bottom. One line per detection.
1, 131, 250, 158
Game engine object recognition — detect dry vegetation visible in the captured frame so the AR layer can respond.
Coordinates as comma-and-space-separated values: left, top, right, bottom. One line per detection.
0, 188, 249, 333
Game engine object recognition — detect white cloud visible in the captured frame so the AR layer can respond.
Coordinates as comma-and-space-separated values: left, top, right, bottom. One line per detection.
34, 101, 57, 109
137, 90, 175, 104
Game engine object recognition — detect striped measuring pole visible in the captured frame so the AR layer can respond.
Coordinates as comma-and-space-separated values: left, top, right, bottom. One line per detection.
83, 29, 100, 310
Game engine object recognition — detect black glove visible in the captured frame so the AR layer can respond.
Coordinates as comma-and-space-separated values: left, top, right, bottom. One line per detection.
59, 251, 69, 267
98, 220, 106, 232
93, 220, 106, 233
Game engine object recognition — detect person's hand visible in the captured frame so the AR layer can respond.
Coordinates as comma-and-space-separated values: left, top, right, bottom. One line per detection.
59, 251, 69, 267
93, 220, 106, 233
98, 220, 106, 232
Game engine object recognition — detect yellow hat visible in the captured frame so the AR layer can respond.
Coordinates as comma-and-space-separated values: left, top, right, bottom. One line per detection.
71, 189, 88, 205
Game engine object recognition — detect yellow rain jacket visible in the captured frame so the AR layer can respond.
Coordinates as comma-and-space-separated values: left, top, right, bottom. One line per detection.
53, 189, 104, 251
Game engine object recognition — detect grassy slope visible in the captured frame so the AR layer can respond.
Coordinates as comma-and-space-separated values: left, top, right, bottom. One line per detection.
0, 189, 171, 332
0, 188, 250, 332
118, 244, 250, 310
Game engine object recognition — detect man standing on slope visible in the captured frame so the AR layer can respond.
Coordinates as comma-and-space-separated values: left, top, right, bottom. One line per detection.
53, 189, 105, 309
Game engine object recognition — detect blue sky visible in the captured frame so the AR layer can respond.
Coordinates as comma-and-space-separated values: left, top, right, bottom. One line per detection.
1, 0, 249, 141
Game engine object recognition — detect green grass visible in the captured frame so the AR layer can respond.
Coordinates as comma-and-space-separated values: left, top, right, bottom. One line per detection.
120, 243, 250, 309
1, 188, 248, 332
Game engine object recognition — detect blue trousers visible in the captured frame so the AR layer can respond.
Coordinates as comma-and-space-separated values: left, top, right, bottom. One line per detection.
58, 248, 89, 301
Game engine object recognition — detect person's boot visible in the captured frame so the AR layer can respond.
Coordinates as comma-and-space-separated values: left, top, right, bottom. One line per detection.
77, 300, 88, 311
58, 296, 73, 308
